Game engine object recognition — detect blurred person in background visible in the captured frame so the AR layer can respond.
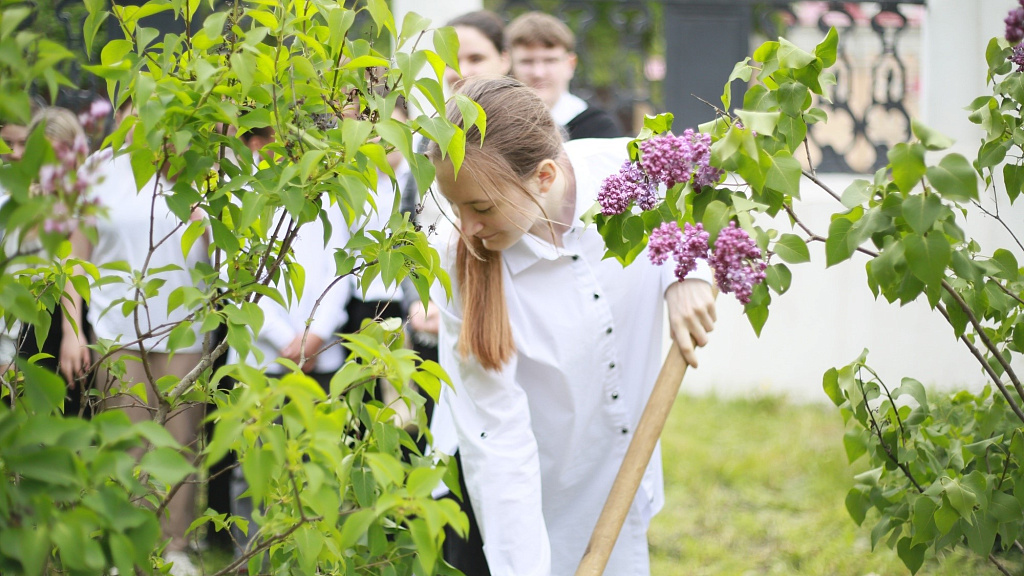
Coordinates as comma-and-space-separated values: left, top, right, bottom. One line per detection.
506, 11, 622, 140
62, 100, 208, 576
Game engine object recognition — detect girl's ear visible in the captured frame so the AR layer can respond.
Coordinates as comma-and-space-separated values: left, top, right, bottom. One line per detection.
533, 158, 559, 194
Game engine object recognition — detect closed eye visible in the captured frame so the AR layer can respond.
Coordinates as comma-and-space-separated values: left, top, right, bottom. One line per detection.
471, 205, 493, 214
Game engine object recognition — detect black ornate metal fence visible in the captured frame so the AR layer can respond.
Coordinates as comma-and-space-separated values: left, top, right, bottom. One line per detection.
491, 0, 925, 174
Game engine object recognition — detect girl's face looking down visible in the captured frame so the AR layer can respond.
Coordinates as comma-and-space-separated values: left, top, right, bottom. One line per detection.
434, 158, 559, 252
444, 25, 511, 89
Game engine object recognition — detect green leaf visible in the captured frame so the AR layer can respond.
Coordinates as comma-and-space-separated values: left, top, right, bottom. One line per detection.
209, 218, 240, 255
398, 12, 431, 48
934, 501, 959, 534
455, 94, 487, 142
338, 508, 376, 550
896, 537, 926, 574
1003, 164, 1024, 203
364, 0, 396, 37
992, 248, 1019, 280
911, 118, 954, 151
764, 263, 791, 294
778, 38, 816, 69
773, 233, 810, 264
701, 201, 732, 242
978, 138, 1010, 169
894, 377, 927, 408
167, 321, 196, 352
943, 478, 978, 519
901, 194, 943, 234
777, 82, 810, 117
735, 110, 781, 137
432, 26, 461, 77
825, 217, 855, 267
763, 150, 802, 197
887, 143, 926, 193
744, 300, 768, 336
903, 232, 951, 288
822, 367, 843, 406
814, 27, 839, 68
964, 514, 998, 557
139, 447, 194, 487
17, 358, 65, 413
842, 429, 867, 463
925, 154, 979, 202
841, 179, 873, 208
990, 490, 1023, 522
721, 59, 752, 110
180, 219, 206, 261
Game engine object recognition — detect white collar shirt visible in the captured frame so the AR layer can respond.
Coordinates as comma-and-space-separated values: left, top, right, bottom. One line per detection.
549, 92, 588, 128
432, 137, 709, 576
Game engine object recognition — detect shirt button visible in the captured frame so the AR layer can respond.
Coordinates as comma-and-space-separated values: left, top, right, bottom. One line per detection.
620, 428, 629, 435
606, 327, 613, 335
611, 392, 619, 400
593, 293, 600, 300
480, 432, 487, 439
572, 255, 579, 261
609, 362, 616, 369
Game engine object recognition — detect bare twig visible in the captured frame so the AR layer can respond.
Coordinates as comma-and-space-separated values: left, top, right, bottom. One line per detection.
941, 279, 1024, 403
972, 200, 1024, 253
989, 553, 1013, 576
934, 301, 1024, 423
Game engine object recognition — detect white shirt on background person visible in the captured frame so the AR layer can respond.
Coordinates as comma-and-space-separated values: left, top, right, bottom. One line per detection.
227, 203, 351, 374
85, 152, 205, 353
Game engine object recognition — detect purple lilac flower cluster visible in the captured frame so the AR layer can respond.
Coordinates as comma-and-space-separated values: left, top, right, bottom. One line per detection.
597, 129, 722, 216
597, 161, 655, 216
649, 221, 711, 278
1013, 44, 1024, 72
1007, 2, 1024, 43
707, 222, 767, 304
639, 129, 721, 189
647, 220, 764, 303
37, 100, 111, 234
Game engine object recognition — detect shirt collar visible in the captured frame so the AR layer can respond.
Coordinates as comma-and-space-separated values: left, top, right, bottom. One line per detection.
503, 141, 596, 276
549, 92, 588, 127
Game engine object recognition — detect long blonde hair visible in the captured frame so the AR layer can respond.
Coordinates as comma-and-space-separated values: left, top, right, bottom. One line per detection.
427, 76, 563, 371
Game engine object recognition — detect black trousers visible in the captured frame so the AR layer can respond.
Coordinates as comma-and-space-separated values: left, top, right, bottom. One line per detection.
444, 451, 491, 575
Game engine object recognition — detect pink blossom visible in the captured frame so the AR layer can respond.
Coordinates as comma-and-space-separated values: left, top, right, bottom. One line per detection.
708, 222, 767, 304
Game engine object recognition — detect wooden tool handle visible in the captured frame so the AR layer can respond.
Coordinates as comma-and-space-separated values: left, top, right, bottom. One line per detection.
574, 345, 690, 576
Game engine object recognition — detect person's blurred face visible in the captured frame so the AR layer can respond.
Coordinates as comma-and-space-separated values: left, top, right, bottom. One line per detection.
0, 124, 29, 162
510, 44, 576, 109
444, 26, 511, 89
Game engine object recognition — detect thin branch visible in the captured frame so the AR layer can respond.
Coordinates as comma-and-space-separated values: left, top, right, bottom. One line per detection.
972, 200, 1024, 253
941, 279, 1024, 402
857, 377, 924, 492
802, 170, 843, 202
934, 301, 1024, 423
858, 364, 907, 447
989, 553, 1013, 576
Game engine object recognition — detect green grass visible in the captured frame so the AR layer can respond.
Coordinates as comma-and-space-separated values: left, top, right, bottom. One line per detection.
650, 394, 1024, 576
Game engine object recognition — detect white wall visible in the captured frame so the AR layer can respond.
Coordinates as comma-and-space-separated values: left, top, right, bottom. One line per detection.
683, 1, 1024, 402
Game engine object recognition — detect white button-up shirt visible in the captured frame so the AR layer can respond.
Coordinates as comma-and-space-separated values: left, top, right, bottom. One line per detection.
433, 138, 709, 576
